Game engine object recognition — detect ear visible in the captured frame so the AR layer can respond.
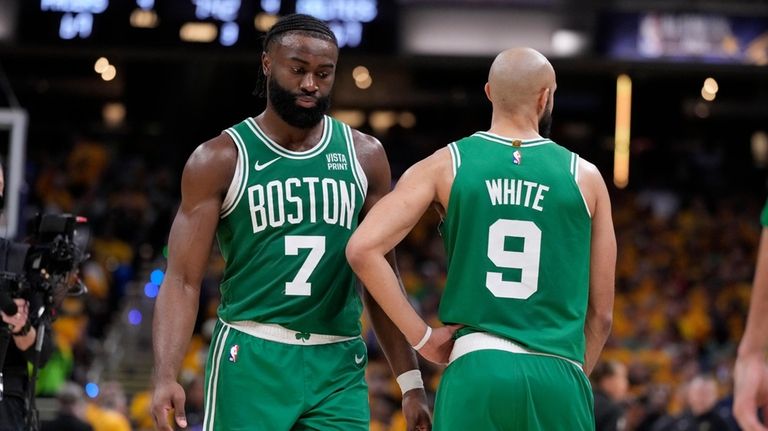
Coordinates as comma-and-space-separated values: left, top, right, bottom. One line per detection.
484, 82, 492, 102
262, 52, 271, 77
538, 88, 551, 115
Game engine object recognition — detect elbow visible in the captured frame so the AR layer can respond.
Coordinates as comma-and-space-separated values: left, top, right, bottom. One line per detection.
345, 234, 368, 272
592, 311, 613, 336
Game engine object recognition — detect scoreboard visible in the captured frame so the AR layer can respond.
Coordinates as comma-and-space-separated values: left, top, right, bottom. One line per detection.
14, 0, 397, 52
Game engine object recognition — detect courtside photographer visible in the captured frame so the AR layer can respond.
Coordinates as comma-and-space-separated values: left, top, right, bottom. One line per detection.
0, 161, 89, 431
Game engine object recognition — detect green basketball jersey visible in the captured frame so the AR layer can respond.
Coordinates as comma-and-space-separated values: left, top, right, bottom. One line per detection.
440, 132, 592, 364
216, 116, 367, 337
761, 198, 768, 226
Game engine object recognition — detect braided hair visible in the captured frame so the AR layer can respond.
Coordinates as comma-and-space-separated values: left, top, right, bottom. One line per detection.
254, 14, 338, 97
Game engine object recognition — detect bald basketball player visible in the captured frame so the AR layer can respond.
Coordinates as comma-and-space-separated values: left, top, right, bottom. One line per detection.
346, 48, 616, 430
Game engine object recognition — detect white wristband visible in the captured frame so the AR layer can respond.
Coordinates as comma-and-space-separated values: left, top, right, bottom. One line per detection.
396, 369, 424, 395
412, 326, 432, 351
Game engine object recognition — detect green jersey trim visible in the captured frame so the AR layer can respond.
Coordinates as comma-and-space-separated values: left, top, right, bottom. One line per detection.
569, 152, 592, 218
245, 116, 332, 159
473, 132, 551, 147
342, 124, 368, 200
203, 324, 231, 430
447, 142, 460, 177
221, 128, 250, 218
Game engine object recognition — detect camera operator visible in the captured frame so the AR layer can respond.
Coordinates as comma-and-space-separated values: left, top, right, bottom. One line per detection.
0, 161, 55, 430
1, 297, 54, 430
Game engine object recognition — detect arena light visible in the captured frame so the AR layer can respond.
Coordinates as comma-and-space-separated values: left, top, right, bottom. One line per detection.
752, 131, 768, 167
370, 111, 397, 134
701, 87, 716, 102
100, 65, 116, 81
150, 269, 164, 285
254, 13, 278, 32
102, 102, 125, 126
614, 74, 632, 189
352, 66, 370, 82
85, 383, 99, 398
399, 112, 416, 129
94, 57, 109, 74
144, 282, 159, 298
703, 77, 719, 94
180, 22, 217, 43
128, 309, 142, 325
130, 9, 159, 28
355, 75, 372, 90
332, 110, 366, 128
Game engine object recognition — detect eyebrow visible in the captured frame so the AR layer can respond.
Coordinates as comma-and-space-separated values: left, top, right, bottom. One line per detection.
288, 57, 335, 68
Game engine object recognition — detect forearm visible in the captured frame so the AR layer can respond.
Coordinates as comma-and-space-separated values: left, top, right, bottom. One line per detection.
364, 291, 420, 373
19, 325, 54, 365
14, 328, 36, 352
583, 309, 612, 375
351, 252, 428, 347
364, 251, 421, 376
153, 277, 200, 382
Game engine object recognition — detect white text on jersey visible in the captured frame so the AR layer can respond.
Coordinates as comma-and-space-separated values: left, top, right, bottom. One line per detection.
485, 179, 549, 211
247, 177, 357, 233
326, 153, 348, 171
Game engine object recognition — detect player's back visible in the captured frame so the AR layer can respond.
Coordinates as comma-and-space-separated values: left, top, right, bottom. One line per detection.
440, 131, 591, 364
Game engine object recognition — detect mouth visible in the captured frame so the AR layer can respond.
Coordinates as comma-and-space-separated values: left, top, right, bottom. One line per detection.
295, 95, 318, 108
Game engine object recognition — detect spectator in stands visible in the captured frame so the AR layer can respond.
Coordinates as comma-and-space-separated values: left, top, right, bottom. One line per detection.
41, 382, 93, 431
658, 375, 732, 431
592, 360, 629, 431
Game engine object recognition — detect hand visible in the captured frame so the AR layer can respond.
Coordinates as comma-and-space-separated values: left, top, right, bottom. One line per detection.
1, 299, 29, 334
417, 325, 462, 365
733, 353, 768, 431
402, 388, 432, 431
151, 379, 188, 430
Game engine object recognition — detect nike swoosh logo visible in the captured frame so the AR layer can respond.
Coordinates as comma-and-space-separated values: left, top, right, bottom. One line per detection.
354, 354, 364, 365
254, 157, 281, 171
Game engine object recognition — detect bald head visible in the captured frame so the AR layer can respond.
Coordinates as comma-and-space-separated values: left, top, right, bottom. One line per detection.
487, 48, 556, 114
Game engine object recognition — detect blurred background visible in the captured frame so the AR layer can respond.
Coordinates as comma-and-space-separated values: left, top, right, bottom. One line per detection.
1, 0, 767, 430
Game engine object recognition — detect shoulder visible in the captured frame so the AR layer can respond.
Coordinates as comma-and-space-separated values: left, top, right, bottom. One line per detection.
187, 132, 237, 170
349, 128, 385, 166
399, 146, 452, 186
576, 156, 610, 215
577, 157, 604, 184
183, 132, 238, 194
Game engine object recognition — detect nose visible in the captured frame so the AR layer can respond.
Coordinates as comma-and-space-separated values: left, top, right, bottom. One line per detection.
300, 74, 318, 93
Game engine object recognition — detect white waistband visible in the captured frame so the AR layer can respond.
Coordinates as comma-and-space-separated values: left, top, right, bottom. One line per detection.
449, 332, 584, 370
224, 320, 359, 346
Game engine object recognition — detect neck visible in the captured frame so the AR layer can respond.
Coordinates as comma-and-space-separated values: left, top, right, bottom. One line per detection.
256, 107, 325, 151
488, 109, 542, 140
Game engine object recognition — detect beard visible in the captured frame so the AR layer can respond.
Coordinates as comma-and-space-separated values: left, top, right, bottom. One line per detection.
538, 107, 553, 139
268, 77, 331, 129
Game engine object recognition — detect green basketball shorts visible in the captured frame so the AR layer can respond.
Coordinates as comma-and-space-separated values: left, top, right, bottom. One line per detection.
434, 332, 594, 431
202, 320, 369, 430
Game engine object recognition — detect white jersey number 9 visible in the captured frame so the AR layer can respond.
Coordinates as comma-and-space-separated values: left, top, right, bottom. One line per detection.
486, 219, 541, 299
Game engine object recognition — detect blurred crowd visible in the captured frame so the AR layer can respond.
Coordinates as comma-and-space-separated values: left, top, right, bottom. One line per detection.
24, 136, 765, 430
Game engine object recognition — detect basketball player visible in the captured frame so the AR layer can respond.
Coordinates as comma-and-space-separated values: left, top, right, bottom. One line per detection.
347, 47, 616, 430
733, 199, 768, 431
150, 14, 431, 431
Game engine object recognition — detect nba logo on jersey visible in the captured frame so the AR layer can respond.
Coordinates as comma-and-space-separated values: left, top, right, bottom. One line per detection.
513, 150, 522, 165
229, 345, 239, 363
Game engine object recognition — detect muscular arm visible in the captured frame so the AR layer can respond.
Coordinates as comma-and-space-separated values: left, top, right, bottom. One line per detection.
354, 133, 422, 380
348, 148, 452, 348
151, 134, 236, 429
579, 161, 616, 375
351, 133, 438, 429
